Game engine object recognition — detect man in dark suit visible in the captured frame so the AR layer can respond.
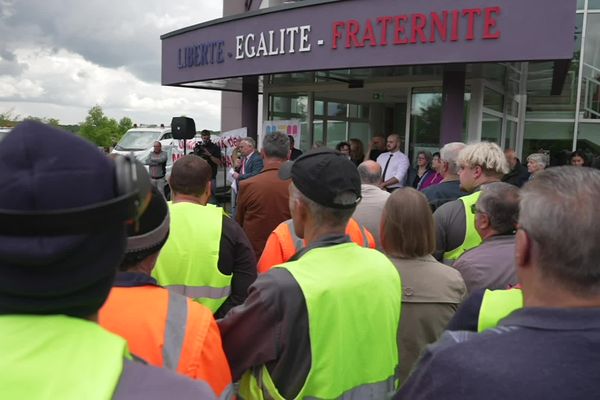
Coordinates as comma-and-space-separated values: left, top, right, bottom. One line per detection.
232, 137, 263, 182
502, 148, 529, 187
231, 137, 263, 217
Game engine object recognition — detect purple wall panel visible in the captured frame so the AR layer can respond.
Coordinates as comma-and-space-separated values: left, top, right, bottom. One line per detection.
162, 0, 577, 85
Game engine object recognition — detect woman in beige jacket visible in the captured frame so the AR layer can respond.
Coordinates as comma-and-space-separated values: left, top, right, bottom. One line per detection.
381, 188, 466, 383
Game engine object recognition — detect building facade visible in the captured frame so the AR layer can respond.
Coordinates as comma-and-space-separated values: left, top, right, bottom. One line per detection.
162, 0, 597, 165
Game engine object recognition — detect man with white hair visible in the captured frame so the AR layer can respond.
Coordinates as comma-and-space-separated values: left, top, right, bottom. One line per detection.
433, 142, 509, 264
422, 142, 466, 210
396, 167, 600, 399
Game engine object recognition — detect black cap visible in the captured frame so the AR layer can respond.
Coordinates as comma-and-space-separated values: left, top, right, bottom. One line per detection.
279, 148, 361, 209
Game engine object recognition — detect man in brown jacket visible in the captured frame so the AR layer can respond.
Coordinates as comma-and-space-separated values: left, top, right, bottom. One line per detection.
236, 132, 291, 259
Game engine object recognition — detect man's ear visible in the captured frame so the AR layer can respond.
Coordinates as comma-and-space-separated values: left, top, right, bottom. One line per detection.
204, 180, 212, 198
473, 165, 484, 180
476, 212, 490, 231
443, 160, 450, 174
515, 228, 532, 269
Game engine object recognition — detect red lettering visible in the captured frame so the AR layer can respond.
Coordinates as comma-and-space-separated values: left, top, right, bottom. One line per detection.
463, 8, 482, 41
332, 21, 344, 49
430, 11, 448, 42
346, 19, 362, 48
393, 15, 409, 45
410, 13, 428, 44
483, 6, 501, 40
451, 9, 460, 41
362, 19, 377, 47
376, 16, 393, 46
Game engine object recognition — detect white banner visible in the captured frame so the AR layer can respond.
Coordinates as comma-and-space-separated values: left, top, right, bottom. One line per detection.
217, 127, 247, 170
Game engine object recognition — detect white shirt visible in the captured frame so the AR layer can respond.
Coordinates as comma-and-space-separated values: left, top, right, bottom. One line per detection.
377, 150, 410, 189
353, 184, 390, 249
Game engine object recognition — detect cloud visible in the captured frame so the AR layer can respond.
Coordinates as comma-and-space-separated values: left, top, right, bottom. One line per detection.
0, 0, 224, 127
0, 0, 223, 83
0, 46, 221, 127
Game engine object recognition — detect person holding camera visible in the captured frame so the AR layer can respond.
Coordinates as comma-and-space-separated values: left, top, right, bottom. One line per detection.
194, 129, 222, 203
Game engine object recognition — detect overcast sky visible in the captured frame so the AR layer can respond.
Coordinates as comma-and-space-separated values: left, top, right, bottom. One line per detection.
0, 0, 223, 128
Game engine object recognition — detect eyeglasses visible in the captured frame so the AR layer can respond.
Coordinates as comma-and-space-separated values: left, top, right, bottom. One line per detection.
470, 204, 484, 215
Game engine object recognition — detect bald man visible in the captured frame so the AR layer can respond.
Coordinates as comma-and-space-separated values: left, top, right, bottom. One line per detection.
376, 134, 410, 192
353, 160, 390, 249
502, 149, 529, 187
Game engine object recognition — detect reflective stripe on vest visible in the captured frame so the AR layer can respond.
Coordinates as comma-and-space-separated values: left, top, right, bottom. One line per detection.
99, 285, 233, 397
240, 366, 396, 400
240, 243, 402, 399
163, 290, 187, 370
153, 203, 232, 312
477, 288, 523, 332
283, 219, 304, 253
443, 191, 483, 264
0, 315, 127, 400
165, 285, 231, 300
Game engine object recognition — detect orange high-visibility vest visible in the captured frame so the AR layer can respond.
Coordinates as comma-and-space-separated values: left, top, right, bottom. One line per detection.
99, 285, 232, 397
258, 218, 376, 273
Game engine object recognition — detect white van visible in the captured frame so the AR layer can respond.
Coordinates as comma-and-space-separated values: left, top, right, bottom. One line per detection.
112, 128, 224, 198
112, 127, 173, 156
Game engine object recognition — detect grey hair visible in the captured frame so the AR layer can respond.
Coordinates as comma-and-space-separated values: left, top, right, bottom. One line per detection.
527, 153, 549, 169
357, 162, 382, 185
240, 137, 256, 148
477, 182, 520, 234
440, 142, 466, 175
519, 167, 600, 295
262, 131, 289, 159
290, 184, 355, 227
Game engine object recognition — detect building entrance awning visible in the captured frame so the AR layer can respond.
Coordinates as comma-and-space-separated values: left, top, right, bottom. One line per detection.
161, 0, 577, 90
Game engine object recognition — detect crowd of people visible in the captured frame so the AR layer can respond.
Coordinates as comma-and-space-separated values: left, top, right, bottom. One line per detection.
1, 121, 600, 399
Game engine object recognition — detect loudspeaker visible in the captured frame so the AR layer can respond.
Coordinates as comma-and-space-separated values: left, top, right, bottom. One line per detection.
0, 154, 152, 236
171, 117, 196, 140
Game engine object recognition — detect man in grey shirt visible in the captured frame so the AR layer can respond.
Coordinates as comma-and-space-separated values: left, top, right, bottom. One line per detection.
353, 160, 390, 249
452, 182, 519, 293
144, 141, 168, 197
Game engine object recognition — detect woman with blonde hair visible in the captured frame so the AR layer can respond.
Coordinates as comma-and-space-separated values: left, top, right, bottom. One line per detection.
381, 188, 466, 382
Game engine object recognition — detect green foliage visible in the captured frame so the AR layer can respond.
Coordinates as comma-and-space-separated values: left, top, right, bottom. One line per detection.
0, 108, 20, 127
78, 105, 130, 147
23, 115, 61, 127
118, 117, 133, 136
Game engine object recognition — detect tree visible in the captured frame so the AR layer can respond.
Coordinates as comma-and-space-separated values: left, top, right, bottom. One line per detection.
47, 118, 61, 127
0, 108, 20, 127
78, 105, 129, 147
23, 115, 61, 127
118, 117, 133, 137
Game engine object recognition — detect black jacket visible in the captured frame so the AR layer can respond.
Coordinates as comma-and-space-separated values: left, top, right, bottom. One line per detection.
502, 162, 529, 187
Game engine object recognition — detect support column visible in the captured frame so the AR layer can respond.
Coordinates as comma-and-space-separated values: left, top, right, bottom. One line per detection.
440, 65, 466, 145
468, 79, 484, 143
242, 76, 259, 141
